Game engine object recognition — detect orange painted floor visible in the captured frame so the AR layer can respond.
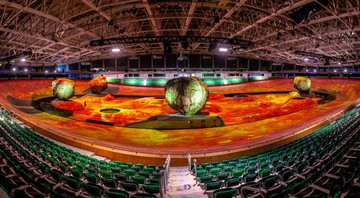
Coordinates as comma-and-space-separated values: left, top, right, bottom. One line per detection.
1, 78, 359, 154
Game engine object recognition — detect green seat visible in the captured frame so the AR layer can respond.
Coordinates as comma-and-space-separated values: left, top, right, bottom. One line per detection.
209, 168, 221, 176
75, 162, 86, 170
134, 164, 144, 170
109, 161, 120, 168
217, 172, 229, 180
139, 171, 151, 178
120, 181, 138, 192
83, 182, 103, 197
132, 175, 146, 184
132, 166, 142, 172
87, 166, 99, 174
217, 163, 226, 169
124, 169, 136, 176
259, 167, 272, 178
100, 170, 113, 178
213, 187, 236, 198
232, 168, 244, 177
242, 173, 257, 183
196, 169, 207, 177
205, 165, 215, 172
142, 183, 160, 194
115, 173, 128, 181
85, 172, 100, 184
49, 169, 64, 183
104, 189, 129, 198
70, 167, 83, 178
222, 166, 234, 173
100, 164, 110, 171
102, 177, 118, 188
201, 163, 210, 169
199, 175, 212, 183
111, 167, 122, 174
225, 177, 240, 188
131, 193, 157, 198
205, 181, 222, 191
65, 157, 76, 166
143, 168, 154, 174
119, 164, 129, 170
63, 176, 82, 191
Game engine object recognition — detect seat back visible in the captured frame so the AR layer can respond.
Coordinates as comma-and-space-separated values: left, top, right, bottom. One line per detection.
83, 183, 104, 197
121, 181, 138, 192
143, 183, 160, 194
104, 189, 129, 198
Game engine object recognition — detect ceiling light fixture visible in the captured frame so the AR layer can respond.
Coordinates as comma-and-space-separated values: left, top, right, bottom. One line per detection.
219, 47, 228, 52
111, 48, 120, 52
21, 58, 26, 62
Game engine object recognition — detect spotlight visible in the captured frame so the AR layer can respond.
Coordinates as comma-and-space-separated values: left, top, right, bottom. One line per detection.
12, 68, 16, 71
24, 69, 28, 72
219, 48, 228, 52
324, 58, 330, 66
21, 58, 26, 62
108, 19, 114, 26
181, 40, 189, 50
163, 43, 172, 55
214, 16, 220, 23
344, 69, 347, 72
45, 70, 48, 73
208, 43, 218, 52
304, 58, 309, 62
337, 62, 341, 65
112, 48, 120, 52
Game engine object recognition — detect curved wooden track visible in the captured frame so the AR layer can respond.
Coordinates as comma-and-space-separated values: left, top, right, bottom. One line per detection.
0, 78, 359, 166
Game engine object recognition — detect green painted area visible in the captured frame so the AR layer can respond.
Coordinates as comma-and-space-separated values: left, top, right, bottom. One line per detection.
146, 78, 169, 86
226, 78, 245, 84
107, 78, 121, 84
153, 73, 165, 77
123, 78, 144, 85
201, 78, 224, 86
248, 76, 268, 81
203, 73, 215, 77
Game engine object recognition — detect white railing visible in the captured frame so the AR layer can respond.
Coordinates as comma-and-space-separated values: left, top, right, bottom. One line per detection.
160, 154, 171, 198
188, 154, 192, 171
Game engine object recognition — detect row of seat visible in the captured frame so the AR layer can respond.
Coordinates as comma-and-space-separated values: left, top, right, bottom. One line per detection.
0, 116, 162, 198
193, 106, 360, 198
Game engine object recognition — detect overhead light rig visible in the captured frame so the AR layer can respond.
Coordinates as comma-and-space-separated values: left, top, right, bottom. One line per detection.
294, 51, 346, 63
89, 36, 253, 49
0, 49, 33, 62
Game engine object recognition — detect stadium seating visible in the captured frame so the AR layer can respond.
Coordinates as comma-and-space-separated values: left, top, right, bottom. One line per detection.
193, 106, 360, 197
0, 113, 164, 198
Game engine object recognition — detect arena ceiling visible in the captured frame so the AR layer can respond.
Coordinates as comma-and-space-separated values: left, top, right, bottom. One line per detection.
0, 0, 359, 66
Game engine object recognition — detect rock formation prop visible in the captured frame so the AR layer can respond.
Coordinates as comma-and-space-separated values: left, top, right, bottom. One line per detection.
165, 77, 209, 115
89, 76, 108, 94
294, 76, 311, 93
52, 78, 74, 100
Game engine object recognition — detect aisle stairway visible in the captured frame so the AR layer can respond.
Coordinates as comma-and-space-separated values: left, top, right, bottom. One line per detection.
165, 167, 206, 198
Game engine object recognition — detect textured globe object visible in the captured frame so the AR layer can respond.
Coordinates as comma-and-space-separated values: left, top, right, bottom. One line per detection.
52, 78, 75, 100
165, 77, 209, 115
89, 76, 108, 94
294, 76, 311, 93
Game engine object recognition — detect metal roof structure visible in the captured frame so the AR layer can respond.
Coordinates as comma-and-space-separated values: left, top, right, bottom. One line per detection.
0, 0, 359, 66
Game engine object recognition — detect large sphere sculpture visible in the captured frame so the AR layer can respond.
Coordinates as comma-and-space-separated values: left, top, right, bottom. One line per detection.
89, 76, 108, 94
294, 76, 311, 93
165, 77, 209, 115
52, 78, 75, 100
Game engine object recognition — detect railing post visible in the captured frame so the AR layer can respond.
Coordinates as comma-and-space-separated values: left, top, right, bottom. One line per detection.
193, 159, 197, 176
188, 153, 191, 171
